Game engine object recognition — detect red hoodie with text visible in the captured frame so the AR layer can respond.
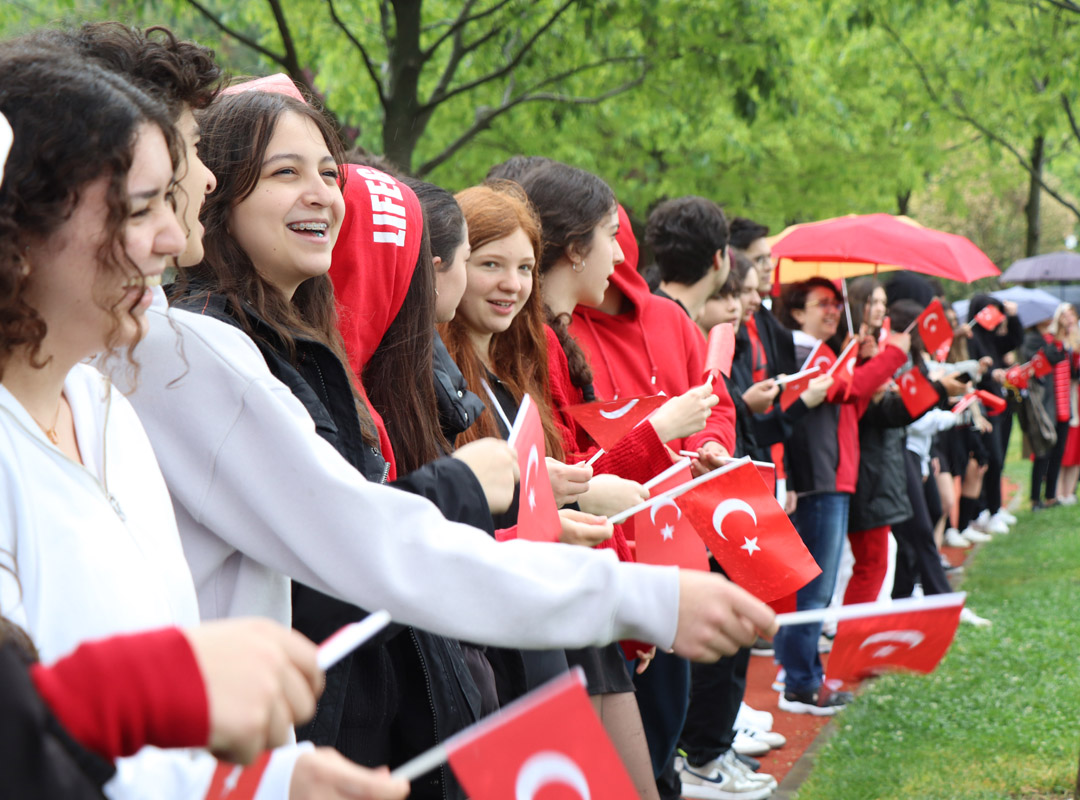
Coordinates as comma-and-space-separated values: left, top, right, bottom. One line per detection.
569, 206, 736, 456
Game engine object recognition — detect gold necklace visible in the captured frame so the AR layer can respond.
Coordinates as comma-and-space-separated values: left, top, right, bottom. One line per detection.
31, 400, 62, 445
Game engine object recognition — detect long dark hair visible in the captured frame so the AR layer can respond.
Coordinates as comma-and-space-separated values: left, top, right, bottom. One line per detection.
403, 177, 465, 264
0, 46, 179, 379
184, 89, 377, 444
518, 161, 616, 391
361, 224, 451, 471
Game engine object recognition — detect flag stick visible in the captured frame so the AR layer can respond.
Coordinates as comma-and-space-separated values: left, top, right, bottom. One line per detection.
902, 317, 918, 335
677, 451, 775, 471
774, 592, 966, 628
608, 456, 752, 525
583, 448, 605, 468
317, 610, 392, 670
774, 366, 820, 386
480, 379, 514, 435
841, 275, 854, 338
391, 743, 450, 783
644, 458, 693, 490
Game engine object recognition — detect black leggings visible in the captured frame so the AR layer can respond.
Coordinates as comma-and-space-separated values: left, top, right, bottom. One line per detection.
1031, 420, 1070, 502
893, 450, 952, 598
982, 411, 1013, 512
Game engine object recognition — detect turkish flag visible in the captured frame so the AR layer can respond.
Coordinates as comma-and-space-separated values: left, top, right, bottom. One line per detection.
204, 753, 271, 800
897, 368, 939, 418
975, 389, 1007, 416
974, 303, 1006, 331
1005, 364, 1030, 389
877, 316, 891, 345
1030, 349, 1053, 378
704, 322, 736, 380
825, 594, 965, 682
755, 461, 776, 496
828, 338, 859, 398
800, 340, 836, 375
563, 395, 667, 450
446, 668, 637, 800
778, 367, 819, 411
627, 462, 709, 571
677, 462, 821, 602
951, 393, 978, 416
507, 394, 560, 542
915, 298, 954, 362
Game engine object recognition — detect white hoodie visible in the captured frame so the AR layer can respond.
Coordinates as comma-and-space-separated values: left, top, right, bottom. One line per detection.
0, 363, 301, 799
105, 292, 680, 650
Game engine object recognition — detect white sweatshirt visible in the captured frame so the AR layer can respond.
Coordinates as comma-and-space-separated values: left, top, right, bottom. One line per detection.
0, 363, 300, 799
105, 293, 680, 650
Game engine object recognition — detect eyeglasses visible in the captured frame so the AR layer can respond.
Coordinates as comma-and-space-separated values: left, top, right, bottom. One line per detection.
806, 300, 844, 312
752, 254, 773, 267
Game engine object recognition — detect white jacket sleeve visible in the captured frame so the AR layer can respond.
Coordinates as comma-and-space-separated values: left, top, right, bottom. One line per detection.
120, 308, 680, 651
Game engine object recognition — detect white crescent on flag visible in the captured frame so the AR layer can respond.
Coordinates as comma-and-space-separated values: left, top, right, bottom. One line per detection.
859, 630, 925, 651
649, 497, 682, 524
525, 445, 539, 510
712, 499, 757, 541
598, 399, 640, 420
900, 372, 918, 395
515, 751, 591, 800
812, 354, 833, 373
923, 311, 939, 333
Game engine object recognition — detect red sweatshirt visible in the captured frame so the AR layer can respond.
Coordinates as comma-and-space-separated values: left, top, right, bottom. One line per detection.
570, 207, 736, 455
30, 627, 208, 760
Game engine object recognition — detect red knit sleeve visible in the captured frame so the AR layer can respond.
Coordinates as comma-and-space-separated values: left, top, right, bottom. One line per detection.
30, 627, 209, 760
592, 422, 673, 484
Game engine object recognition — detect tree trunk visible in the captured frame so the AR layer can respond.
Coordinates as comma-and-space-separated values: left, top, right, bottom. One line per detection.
382, 0, 426, 172
1024, 134, 1045, 257
897, 189, 911, 217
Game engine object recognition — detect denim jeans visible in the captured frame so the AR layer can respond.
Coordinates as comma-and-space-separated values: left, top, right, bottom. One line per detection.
774, 491, 850, 693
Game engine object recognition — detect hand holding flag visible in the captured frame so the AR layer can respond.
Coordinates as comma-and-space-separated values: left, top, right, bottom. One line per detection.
777, 366, 821, 411
914, 298, 954, 361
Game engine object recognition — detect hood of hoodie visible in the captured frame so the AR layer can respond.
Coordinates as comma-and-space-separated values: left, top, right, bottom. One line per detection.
330, 164, 424, 378
607, 204, 652, 320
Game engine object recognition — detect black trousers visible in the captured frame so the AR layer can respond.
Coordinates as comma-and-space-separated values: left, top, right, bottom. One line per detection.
982, 410, 1013, 512
1032, 420, 1070, 502
679, 558, 748, 766
893, 449, 952, 598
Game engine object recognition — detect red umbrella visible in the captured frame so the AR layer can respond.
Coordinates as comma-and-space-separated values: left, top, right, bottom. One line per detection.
769, 214, 1000, 283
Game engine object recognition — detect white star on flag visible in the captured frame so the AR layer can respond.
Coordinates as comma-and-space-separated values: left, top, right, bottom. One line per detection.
660, 523, 675, 541
740, 536, 760, 556
528, 487, 536, 510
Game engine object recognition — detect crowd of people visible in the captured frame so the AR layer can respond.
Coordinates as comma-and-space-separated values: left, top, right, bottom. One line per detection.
0, 20, 1061, 800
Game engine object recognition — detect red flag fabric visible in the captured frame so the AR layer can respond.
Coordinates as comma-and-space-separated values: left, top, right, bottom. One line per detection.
1030, 349, 1053, 378
563, 395, 667, 451
446, 668, 637, 800
677, 462, 821, 602
825, 594, 965, 682
204, 754, 271, 800
915, 298, 954, 361
897, 368, 939, 418
507, 395, 560, 542
974, 304, 1006, 331
974, 389, 1007, 416
828, 339, 859, 397
755, 461, 776, 496
877, 316, 891, 345
1005, 364, 1030, 389
704, 322, 736, 380
801, 341, 836, 375
767, 592, 797, 616
627, 463, 709, 571
778, 368, 819, 411
950, 393, 978, 416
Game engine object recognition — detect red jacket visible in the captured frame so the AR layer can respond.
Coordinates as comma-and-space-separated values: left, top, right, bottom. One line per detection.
570, 207, 736, 455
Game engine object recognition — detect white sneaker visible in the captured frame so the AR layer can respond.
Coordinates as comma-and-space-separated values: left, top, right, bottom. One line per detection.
988, 512, 1011, 533
731, 730, 771, 756
961, 526, 992, 543
735, 727, 786, 750
771, 667, 785, 692
996, 508, 1018, 523
680, 754, 774, 799
944, 528, 973, 548
1059, 495, 1077, 506
722, 750, 777, 788
974, 510, 992, 528
735, 702, 774, 733
960, 607, 992, 627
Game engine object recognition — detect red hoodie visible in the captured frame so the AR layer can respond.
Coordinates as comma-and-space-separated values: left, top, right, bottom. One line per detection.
329, 164, 425, 482
569, 206, 736, 455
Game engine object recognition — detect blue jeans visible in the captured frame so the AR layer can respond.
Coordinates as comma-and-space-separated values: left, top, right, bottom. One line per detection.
774, 491, 850, 693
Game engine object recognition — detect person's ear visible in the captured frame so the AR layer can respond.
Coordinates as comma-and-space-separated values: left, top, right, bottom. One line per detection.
432, 255, 443, 271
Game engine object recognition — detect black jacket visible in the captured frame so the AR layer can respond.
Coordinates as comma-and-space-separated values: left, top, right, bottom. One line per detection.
170, 287, 487, 800
753, 305, 798, 378
968, 298, 1024, 397
1021, 329, 1068, 421
0, 642, 114, 800
848, 392, 916, 532
433, 334, 486, 444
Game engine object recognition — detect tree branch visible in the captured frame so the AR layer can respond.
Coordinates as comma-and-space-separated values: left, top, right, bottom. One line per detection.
419, 0, 578, 113
182, 0, 285, 65
416, 56, 645, 176
326, 0, 387, 107
1062, 93, 1080, 143
883, 21, 1080, 220
422, 0, 515, 58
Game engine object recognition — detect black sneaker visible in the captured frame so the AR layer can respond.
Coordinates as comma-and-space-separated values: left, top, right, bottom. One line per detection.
778, 687, 852, 716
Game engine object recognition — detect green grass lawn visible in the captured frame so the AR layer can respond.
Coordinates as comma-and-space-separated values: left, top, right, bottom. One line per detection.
795, 432, 1080, 800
